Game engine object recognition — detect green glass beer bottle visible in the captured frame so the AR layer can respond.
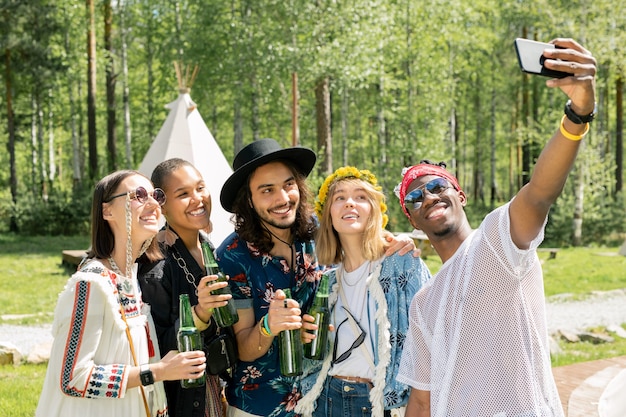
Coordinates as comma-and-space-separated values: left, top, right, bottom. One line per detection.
201, 242, 239, 327
177, 293, 206, 388
279, 288, 303, 376
303, 274, 330, 360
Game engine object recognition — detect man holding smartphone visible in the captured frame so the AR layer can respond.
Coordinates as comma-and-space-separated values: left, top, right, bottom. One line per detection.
396, 38, 596, 417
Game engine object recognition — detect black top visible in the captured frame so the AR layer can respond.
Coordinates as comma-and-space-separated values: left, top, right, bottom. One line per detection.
138, 230, 221, 417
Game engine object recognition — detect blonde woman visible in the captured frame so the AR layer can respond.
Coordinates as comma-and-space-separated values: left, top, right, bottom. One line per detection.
297, 167, 431, 417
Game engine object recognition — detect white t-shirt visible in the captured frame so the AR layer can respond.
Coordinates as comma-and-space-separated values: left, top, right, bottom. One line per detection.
397, 203, 563, 417
329, 259, 379, 379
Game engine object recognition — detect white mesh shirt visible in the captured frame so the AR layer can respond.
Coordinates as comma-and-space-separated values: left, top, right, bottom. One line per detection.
397, 203, 564, 417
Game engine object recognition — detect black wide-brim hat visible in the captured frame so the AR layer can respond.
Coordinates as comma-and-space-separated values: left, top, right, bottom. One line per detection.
220, 138, 317, 213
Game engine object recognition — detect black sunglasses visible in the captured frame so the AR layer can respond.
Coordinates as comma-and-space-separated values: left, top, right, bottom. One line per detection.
404, 177, 450, 212
331, 307, 367, 365
106, 186, 166, 206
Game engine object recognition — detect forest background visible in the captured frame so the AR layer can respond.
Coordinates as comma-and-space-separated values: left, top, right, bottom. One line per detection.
0, 0, 625, 247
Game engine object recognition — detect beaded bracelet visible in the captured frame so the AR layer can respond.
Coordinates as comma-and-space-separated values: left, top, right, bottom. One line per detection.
560, 115, 589, 141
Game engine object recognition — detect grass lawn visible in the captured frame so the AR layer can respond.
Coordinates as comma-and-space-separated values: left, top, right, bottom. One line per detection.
0, 234, 625, 415
423, 246, 626, 297
0, 234, 89, 325
0, 363, 48, 416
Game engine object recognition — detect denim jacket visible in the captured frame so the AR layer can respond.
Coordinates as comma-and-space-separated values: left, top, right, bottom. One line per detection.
296, 252, 431, 417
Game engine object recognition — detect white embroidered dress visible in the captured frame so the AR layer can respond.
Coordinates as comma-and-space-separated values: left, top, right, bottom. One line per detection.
36, 260, 167, 417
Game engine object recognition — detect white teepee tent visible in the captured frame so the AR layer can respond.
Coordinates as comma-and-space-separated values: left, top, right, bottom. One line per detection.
138, 87, 234, 246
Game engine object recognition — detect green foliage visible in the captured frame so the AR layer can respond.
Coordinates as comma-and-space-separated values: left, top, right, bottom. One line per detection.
547, 192, 626, 247
0, 0, 624, 247
10, 187, 91, 236
544, 140, 626, 247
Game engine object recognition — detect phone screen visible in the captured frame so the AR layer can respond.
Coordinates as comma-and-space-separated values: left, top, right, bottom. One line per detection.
514, 38, 569, 79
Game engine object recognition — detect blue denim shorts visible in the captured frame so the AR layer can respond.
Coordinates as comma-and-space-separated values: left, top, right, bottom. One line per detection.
312, 376, 376, 417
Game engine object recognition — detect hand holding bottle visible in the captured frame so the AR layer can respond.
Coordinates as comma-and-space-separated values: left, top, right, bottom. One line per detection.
277, 288, 304, 376
302, 274, 331, 360
154, 350, 206, 382
201, 242, 239, 327
265, 289, 302, 335
194, 274, 232, 323
178, 294, 206, 388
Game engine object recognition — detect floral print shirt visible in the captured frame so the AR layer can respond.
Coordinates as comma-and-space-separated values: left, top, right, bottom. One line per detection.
215, 233, 322, 417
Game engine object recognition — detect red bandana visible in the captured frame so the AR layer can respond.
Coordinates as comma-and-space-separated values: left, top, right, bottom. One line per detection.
397, 164, 461, 217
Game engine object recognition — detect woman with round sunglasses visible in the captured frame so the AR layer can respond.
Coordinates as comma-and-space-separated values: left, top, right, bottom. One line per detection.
296, 167, 431, 417
37, 170, 206, 417
138, 158, 232, 417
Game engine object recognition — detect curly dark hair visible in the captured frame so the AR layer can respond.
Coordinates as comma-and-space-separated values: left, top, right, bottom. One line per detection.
230, 159, 317, 254
419, 159, 448, 168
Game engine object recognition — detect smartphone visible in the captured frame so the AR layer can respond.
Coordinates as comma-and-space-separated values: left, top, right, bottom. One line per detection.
514, 38, 570, 79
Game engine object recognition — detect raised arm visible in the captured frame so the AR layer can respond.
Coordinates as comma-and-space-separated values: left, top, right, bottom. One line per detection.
509, 38, 596, 249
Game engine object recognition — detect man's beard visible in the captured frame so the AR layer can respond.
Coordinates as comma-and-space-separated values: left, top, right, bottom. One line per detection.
432, 226, 453, 238
256, 202, 298, 231
264, 217, 294, 230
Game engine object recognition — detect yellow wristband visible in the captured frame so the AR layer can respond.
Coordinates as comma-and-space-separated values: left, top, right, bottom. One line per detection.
191, 305, 210, 331
560, 115, 589, 141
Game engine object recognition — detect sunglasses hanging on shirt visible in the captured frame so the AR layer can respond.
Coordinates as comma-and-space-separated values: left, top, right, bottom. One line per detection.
331, 307, 367, 365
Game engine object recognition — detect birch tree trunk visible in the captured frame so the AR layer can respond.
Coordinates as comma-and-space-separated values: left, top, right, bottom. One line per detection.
233, 81, 244, 155
143, 1, 156, 141
87, 0, 98, 180
251, 73, 260, 141
616, 76, 623, 194
31, 95, 38, 195
490, 87, 496, 209
473, 75, 484, 204
120, 1, 132, 168
48, 89, 56, 182
376, 50, 388, 179
5, 46, 18, 232
175, 1, 184, 62
572, 156, 585, 246
37, 93, 48, 201
315, 76, 332, 176
341, 89, 349, 166
64, 21, 82, 186
104, 0, 117, 171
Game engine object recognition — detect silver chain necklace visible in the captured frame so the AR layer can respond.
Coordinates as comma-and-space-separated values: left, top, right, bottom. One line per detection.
341, 260, 371, 287
171, 249, 200, 296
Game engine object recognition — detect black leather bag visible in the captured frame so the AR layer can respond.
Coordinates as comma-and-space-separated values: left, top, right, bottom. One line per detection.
205, 326, 238, 375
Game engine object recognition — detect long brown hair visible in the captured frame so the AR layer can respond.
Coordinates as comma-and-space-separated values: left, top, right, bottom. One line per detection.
230, 159, 316, 253
315, 177, 387, 266
86, 170, 162, 262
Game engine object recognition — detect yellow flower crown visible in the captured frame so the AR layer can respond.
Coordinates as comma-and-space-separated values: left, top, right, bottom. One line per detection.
315, 166, 389, 228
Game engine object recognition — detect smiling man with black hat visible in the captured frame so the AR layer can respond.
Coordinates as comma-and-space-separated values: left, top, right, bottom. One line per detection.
215, 138, 416, 417
216, 138, 321, 417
